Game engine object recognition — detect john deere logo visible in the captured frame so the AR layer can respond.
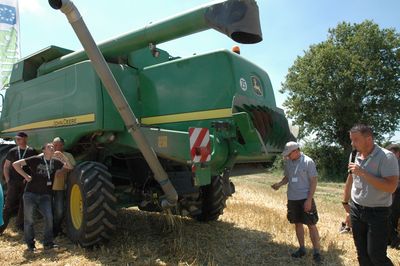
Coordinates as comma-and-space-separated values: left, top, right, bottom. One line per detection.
251, 76, 263, 96
239, 78, 247, 91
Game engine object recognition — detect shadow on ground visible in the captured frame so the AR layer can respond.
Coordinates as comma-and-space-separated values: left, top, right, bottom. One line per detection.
4, 208, 346, 266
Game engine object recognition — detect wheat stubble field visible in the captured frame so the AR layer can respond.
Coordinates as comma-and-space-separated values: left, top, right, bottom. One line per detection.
0, 171, 399, 265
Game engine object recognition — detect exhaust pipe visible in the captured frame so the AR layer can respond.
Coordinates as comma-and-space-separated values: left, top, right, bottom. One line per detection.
48, 0, 178, 209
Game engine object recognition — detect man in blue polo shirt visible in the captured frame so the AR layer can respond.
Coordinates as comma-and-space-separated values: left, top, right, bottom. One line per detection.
343, 124, 398, 266
272, 141, 322, 263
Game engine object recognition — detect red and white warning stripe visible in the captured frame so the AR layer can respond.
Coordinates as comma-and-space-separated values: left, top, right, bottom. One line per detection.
189, 127, 211, 163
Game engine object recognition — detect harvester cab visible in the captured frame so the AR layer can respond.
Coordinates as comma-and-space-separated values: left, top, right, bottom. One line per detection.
0, 0, 294, 247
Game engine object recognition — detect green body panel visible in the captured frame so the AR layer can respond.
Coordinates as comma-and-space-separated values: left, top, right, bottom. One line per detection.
102, 64, 140, 131
139, 50, 277, 129
1, 61, 103, 147
139, 51, 234, 120
0, 49, 291, 172
10, 46, 73, 84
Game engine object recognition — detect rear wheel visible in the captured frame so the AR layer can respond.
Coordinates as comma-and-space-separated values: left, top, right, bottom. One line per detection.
66, 161, 117, 247
193, 175, 227, 222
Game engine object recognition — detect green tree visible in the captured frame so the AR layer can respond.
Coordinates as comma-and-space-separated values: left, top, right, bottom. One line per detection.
281, 20, 400, 152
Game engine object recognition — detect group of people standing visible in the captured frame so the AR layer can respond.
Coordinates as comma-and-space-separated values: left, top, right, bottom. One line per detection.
0, 132, 75, 252
0, 124, 399, 264
272, 124, 400, 266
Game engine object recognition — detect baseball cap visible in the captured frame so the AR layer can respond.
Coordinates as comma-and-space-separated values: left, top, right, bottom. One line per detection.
15, 132, 28, 138
53, 137, 65, 144
282, 141, 299, 157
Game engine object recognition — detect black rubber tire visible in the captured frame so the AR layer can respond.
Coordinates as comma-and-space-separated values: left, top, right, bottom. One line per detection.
66, 161, 117, 247
193, 175, 227, 222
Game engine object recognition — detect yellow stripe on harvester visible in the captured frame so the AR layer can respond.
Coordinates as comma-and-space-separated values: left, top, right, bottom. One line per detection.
141, 108, 232, 125
1, 113, 96, 133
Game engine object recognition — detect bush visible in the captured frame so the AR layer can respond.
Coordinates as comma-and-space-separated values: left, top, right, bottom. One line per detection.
269, 155, 284, 176
301, 142, 348, 182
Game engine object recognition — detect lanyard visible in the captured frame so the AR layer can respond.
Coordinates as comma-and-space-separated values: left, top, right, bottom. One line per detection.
17, 146, 28, 160
43, 156, 53, 183
357, 148, 376, 169
361, 156, 373, 169
353, 147, 377, 180
293, 154, 304, 176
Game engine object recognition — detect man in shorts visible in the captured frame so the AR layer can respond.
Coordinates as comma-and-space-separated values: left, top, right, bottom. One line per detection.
272, 141, 322, 263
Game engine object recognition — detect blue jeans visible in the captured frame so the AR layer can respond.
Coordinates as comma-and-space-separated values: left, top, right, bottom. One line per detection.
350, 202, 393, 266
23, 192, 54, 247
53, 190, 64, 235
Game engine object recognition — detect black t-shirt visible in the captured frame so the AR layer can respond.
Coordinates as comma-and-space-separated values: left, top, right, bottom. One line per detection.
25, 155, 64, 194
6, 146, 37, 181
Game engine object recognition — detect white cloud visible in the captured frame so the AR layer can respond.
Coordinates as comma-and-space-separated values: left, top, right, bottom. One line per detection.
19, 0, 46, 15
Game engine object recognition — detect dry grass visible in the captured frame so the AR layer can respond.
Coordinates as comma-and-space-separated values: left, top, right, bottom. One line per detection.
0, 172, 399, 265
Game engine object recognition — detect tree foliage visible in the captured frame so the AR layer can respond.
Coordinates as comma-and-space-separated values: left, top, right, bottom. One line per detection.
281, 20, 400, 151
301, 142, 348, 182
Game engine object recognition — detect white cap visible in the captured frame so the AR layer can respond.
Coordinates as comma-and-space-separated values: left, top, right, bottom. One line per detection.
282, 141, 299, 157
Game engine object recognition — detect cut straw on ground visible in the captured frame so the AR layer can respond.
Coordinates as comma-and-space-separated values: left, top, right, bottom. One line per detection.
0, 172, 398, 265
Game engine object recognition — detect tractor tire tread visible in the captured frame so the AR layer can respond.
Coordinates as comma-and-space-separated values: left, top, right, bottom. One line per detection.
87, 181, 102, 198
85, 225, 104, 239
87, 194, 104, 213
101, 187, 117, 203
66, 161, 116, 248
87, 210, 105, 227
194, 175, 227, 222
103, 202, 118, 217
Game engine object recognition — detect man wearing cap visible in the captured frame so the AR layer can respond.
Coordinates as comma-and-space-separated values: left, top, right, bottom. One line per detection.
271, 141, 322, 263
344, 124, 398, 265
0, 132, 37, 234
52, 137, 75, 237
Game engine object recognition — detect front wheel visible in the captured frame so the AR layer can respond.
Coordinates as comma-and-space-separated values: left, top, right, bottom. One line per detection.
66, 161, 117, 247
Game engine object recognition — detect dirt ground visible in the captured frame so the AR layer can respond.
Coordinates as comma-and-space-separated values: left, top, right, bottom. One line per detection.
0, 172, 399, 265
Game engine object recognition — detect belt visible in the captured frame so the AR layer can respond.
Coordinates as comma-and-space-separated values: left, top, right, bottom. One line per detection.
351, 202, 389, 211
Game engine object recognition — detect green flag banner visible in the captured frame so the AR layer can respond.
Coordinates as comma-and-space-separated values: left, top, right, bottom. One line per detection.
0, 0, 19, 90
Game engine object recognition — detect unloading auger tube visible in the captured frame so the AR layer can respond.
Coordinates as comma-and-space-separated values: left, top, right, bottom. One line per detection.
48, 0, 178, 209
42, 0, 262, 75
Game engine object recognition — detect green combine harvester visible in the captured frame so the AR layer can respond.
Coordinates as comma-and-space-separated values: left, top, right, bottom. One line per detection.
0, 0, 294, 246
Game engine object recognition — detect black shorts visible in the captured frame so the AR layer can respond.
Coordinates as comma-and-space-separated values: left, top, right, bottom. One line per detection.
287, 199, 319, 225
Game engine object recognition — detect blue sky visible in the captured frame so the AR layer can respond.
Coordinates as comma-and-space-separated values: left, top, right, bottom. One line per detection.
18, 0, 400, 140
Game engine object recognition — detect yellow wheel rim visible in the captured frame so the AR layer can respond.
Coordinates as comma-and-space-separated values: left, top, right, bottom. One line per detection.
70, 184, 83, 230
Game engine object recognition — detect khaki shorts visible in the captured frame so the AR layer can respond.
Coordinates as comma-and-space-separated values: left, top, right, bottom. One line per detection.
287, 199, 319, 225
